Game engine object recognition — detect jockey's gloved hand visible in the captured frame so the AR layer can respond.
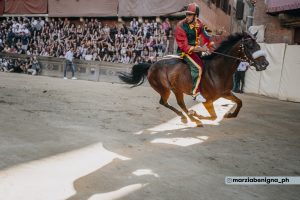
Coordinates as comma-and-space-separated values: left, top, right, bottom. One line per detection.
194, 45, 209, 53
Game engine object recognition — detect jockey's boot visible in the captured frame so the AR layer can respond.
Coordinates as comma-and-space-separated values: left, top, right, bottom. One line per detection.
194, 93, 206, 103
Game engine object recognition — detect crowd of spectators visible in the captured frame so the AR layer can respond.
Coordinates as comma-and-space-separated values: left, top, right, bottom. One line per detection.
0, 56, 40, 75
0, 16, 173, 64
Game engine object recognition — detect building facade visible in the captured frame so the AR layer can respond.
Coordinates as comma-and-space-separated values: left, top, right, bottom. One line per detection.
253, 0, 300, 44
194, 0, 255, 35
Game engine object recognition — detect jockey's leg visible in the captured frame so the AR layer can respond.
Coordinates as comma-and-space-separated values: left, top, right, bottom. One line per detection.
185, 53, 206, 102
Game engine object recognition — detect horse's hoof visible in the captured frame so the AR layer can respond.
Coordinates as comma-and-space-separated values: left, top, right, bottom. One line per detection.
188, 110, 196, 116
181, 116, 188, 124
196, 121, 203, 127
192, 120, 203, 127
204, 116, 217, 120
224, 113, 237, 118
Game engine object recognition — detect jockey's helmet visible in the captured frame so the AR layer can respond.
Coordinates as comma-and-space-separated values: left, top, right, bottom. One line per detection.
186, 3, 200, 16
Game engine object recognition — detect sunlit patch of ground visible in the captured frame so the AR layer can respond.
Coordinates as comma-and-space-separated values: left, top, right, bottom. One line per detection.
134, 98, 235, 147
88, 184, 149, 200
136, 98, 235, 134
0, 143, 130, 200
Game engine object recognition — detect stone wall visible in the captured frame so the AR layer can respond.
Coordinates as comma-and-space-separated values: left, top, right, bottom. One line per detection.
0, 53, 132, 84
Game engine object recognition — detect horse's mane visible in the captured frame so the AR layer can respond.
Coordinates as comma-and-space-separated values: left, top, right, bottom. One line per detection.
202, 33, 244, 60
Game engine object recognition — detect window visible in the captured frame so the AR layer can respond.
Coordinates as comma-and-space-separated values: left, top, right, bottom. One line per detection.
295, 28, 300, 44
222, 0, 229, 13
216, 0, 221, 8
228, 4, 231, 15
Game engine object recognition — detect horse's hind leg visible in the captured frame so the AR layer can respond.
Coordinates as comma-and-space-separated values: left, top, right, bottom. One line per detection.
174, 91, 203, 127
159, 89, 188, 123
223, 93, 242, 118
201, 100, 217, 120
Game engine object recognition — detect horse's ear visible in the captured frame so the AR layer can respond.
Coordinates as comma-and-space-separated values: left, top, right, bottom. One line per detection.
253, 31, 258, 38
244, 31, 257, 39
242, 31, 248, 37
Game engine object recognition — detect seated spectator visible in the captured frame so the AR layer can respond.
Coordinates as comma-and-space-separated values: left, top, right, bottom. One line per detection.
0, 58, 7, 72
13, 58, 25, 73
84, 48, 93, 60
27, 56, 40, 75
2, 58, 14, 72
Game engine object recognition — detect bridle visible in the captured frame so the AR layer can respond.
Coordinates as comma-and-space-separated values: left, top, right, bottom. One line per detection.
209, 37, 266, 70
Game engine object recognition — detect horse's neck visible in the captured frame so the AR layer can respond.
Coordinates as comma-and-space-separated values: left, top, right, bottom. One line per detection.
202, 43, 242, 96
206, 44, 241, 77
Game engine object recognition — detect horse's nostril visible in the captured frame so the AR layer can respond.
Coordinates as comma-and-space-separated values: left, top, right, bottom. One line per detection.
265, 61, 269, 66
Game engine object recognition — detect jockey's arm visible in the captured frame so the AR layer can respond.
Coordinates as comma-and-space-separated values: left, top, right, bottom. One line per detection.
200, 24, 216, 51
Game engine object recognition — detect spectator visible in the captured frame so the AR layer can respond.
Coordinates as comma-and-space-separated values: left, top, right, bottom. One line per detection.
27, 56, 40, 75
233, 61, 250, 93
162, 18, 171, 36
2, 58, 14, 72
0, 17, 176, 65
130, 18, 139, 34
64, 47, 77, 80
0, 58, 8, 72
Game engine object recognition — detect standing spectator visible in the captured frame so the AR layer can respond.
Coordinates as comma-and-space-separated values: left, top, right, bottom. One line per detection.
21, 32, 30, 53
35, 18, 43, 36
233, 61, 250, 93
63, 47, 77, 80
0, 37, 3, 51
161, 35, 169, 55
162, 18, 171, 36
130, 18, 139, 34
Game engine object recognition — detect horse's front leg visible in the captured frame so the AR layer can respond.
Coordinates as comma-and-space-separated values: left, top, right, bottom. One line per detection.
223, 93, 242, 118
174, 91, 203, 127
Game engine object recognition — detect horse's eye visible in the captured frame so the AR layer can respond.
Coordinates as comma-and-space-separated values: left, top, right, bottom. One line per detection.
245, 40, 254, 48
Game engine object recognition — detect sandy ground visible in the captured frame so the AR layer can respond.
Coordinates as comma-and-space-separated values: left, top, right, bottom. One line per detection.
0, 72, 299, 200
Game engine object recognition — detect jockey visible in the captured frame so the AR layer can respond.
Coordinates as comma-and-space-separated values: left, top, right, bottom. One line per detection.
175, 3, 213, 102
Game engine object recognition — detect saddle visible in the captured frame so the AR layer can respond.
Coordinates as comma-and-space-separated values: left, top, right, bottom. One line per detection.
161, 55, 183, 59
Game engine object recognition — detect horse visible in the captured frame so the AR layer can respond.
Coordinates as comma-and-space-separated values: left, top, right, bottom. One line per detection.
119, 32, 269, 126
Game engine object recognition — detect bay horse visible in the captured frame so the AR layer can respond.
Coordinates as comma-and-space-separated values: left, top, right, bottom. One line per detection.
119, 32, 269, 126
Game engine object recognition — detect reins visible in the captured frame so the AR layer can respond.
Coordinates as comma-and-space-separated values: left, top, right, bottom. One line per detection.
208, 37, 256, 70
210, 51, 245, 61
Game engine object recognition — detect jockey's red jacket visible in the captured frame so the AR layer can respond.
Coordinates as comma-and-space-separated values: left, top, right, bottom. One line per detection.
175, 18, 213, 56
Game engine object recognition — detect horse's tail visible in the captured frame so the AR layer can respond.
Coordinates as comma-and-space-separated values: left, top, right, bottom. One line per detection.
118, 63, 151, 87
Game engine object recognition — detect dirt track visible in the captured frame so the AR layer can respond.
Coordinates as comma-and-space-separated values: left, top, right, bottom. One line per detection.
0, 73, 299, 200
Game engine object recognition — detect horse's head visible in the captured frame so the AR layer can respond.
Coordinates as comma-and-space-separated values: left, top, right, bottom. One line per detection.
240, 32, 269, 71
